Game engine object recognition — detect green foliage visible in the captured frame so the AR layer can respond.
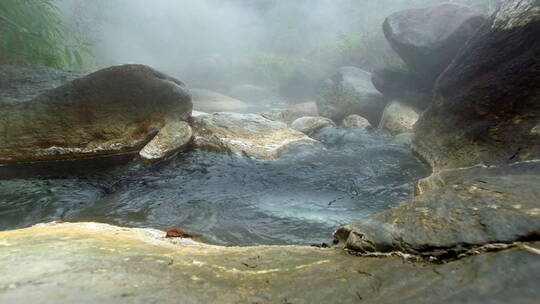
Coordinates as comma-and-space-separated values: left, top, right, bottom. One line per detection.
0, 0, 91, 69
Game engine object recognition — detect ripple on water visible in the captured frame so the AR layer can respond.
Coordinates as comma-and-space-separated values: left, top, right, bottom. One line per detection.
0, 127, 427, 245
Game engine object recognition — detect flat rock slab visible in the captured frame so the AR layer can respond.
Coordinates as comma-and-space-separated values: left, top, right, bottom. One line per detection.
191, 112, 319, 158
0, 222, 539, 304
335, 162, 540, 257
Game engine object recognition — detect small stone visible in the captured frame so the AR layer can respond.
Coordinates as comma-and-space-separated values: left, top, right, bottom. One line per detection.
165, 228, 192, 238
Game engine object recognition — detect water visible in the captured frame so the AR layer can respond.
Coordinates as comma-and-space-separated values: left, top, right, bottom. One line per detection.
0, 127, 427, 246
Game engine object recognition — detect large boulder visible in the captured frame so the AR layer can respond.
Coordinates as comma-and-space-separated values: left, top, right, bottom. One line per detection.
316, 67, 387, 125
0, 64, 192, 163
413, 0, 540, 171
191, 112, 319, 158
383, 3, 486, 83
190, 88, 248, 113
371, 67, 433, 110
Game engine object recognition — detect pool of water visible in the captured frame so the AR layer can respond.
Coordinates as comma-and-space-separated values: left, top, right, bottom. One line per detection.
0, 127, 427, 246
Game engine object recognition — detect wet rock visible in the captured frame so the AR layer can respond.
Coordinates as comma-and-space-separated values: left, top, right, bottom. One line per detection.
0, 222, 539, 304
317, 67, 387, 125
383, 3, 486, 83
191, 112, 319, 158
341, 114, 373, 130
379, 101, 419, 134
334, 162, 540, 257
0, 64, 192, 163
371, 67, 433, 110
291, 116, 335, 136
413, 0, 540, 171
139, 121, 193, 162
190, 88, 248, 113
228, 84, 274, 104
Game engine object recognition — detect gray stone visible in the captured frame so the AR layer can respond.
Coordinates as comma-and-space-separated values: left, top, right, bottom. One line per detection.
317, 67, 387, 125
191, 112, 319, 158
379, 101, 419, 134
291, 116, 335, 136
342, 114, 373, 130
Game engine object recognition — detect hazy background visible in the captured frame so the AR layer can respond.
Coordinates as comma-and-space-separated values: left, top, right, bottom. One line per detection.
56, 0, 500, 95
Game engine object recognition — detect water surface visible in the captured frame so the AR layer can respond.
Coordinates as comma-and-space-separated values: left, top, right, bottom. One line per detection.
0, 127, 427, 246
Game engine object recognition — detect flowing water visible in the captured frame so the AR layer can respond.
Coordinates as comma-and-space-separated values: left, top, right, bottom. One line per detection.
0, 127, 427, 246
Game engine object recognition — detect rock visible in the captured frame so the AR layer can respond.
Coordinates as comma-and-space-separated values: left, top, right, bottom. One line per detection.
0, 64, 84, 103
291, 116, 335, 136
413, 0, 540, 171
316, 67, 387, 125
139, 121, 193, 162
191, 112, 319, 158
379, 101, 420, 134
0, 222, 539, 303
227, 84, 274, 104
334, 162, 540, 257
190, 88, 248, 113
0, 64, 192, 163
371, 67, 433, 110
390, 132, 414, 147
341, 114, 373, 130
261, 101, 319, 125
165, 227, 193, 238
383, 3, 486, 83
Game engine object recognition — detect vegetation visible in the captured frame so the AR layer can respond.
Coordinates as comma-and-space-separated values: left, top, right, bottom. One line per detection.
0, 0, 90, 69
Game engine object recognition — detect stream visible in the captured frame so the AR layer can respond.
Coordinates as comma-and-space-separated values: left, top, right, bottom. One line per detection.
0, 126, 427, 246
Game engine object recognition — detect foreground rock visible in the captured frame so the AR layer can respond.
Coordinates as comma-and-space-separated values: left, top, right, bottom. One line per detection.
413, 0, 540, 171
291, 116, 335, 136
335, 162, 540, 257
383, 3, 486, 83
191, 112, 318, 158
0, 64, 192, 163
190, 88, 247, 113
379, 101, 419, 134
139, 121, 193, 162
1, 222, 539, 304
317, 67, 387, 125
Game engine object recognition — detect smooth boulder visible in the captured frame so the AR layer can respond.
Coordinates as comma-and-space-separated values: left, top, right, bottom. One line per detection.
291, 116, 335, 136
316, 67, 387, 125
383, 3, 486, 83
0, 64, 192, 163
413, 0, 540, 171
190, 88, 248, 113
191, 112, 319, 158
379, 101, 419, 134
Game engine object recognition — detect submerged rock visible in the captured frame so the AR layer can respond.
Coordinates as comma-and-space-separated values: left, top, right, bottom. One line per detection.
379, 101, 419, 134
0, 222, 539, 304
191, 112, 319, 158
0, 64, 192, 163
190, 88, 248, 113
139, 121, 193, 162
341, 114, 373, 130
291, 116, 335, 136
317, 67, 387, 125
383, 3, 486, 83
413, 0, 540, 171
